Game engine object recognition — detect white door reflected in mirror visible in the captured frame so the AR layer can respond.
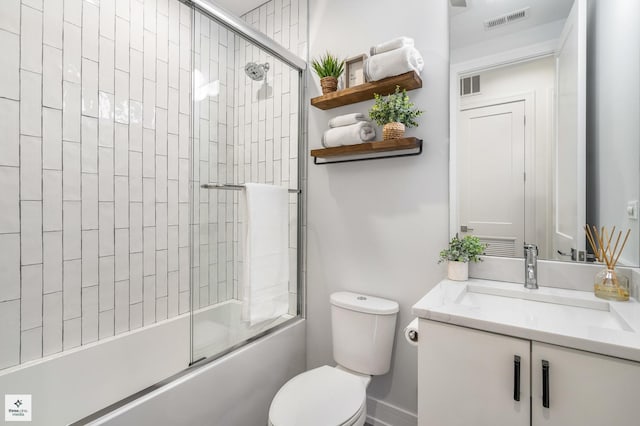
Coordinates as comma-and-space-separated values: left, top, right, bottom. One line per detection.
457, 101, 525, 257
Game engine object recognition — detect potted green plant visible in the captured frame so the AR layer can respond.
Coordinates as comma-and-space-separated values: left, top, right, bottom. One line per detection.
311, 52, 345, 95
369, 85, 423, 140
438, 235, 487, 281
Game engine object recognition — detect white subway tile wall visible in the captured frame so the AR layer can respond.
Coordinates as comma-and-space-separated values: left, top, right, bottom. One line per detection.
0, 0, 306, 370
0, 0, 192, 370
238, 0, 307, 315
191, 0, 306, 314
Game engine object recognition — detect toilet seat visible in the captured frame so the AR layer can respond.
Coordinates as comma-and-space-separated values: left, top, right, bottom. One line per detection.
268, 365, 367, 426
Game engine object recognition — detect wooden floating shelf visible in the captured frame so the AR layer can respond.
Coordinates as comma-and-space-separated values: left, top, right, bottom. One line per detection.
310, 137, 422, 164
310, 71, 423, 110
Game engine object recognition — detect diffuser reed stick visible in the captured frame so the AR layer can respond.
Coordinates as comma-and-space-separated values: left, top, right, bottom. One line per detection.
612, 229, 632, 268
586, 225, 630, 269
584, 225, 601, 262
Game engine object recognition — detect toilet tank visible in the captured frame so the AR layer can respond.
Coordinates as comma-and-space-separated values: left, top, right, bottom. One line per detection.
330, 292, 399, 376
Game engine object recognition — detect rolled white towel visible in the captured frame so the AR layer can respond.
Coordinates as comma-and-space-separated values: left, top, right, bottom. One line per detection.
322, 122, 376, 148
364, 46, 424, 82
328, 113, 368, 128
370, 36, 415, 56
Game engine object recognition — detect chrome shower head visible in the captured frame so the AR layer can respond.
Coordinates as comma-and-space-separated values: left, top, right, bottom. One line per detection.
245, 62, 270, 81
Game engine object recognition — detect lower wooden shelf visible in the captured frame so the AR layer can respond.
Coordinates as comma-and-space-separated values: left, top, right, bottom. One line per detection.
310, 137, 422, 164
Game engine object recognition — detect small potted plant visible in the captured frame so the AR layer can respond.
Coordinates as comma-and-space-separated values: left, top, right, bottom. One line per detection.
311, 52, 345, 95
369, 86, 423, 140
438, 235, 487, 281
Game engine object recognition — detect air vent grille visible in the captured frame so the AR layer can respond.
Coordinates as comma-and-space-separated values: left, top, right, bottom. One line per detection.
480, 237, 517, 257
460, 75, 480, 96
484, 7, 530, 30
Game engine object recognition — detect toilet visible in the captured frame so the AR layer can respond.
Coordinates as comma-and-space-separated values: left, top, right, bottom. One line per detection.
268, 291, 399, 426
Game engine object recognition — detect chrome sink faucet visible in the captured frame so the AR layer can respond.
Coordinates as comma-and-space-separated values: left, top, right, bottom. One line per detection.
524, 244, 539, 289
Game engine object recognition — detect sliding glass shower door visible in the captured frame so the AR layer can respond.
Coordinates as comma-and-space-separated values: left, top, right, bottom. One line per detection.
189, 5, 304, 363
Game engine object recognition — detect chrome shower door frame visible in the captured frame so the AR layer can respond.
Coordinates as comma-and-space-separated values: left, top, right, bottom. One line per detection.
182, 0, 308, 365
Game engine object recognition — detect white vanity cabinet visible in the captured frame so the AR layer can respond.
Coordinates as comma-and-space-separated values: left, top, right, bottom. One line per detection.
419, 320, 640, 426
532, 342, 640, 425
419, 321, 530, 426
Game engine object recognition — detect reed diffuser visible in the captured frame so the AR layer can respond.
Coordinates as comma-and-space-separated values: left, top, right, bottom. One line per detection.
584, 225, 631, 301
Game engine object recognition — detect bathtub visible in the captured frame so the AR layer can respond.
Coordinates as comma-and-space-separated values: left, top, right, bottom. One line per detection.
0, 301, 302, 426
192, 299, 294, 361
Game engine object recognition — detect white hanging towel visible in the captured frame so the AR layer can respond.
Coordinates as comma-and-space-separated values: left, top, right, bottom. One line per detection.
241, 183, 290, 326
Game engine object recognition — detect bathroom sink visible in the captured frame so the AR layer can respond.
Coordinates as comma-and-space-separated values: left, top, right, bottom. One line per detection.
454, 283, 633, 332
413, 278, 640, 362
461, 282, 609, 310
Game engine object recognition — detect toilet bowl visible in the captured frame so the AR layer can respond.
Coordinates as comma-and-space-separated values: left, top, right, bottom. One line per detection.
268, 365, 370, 426
268, 292, 399, 426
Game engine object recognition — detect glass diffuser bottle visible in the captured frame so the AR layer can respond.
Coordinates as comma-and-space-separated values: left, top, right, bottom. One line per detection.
594, 268, 629, 301
586, 225, 632, 302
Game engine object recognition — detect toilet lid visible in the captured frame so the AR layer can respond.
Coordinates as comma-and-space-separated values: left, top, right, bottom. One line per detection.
269, 365, 367, 426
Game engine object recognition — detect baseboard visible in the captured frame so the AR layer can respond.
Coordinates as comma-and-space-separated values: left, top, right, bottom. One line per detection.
366, 396, 417, 426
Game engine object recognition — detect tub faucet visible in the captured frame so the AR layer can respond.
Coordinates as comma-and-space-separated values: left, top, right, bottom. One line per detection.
524, 243, 538, 289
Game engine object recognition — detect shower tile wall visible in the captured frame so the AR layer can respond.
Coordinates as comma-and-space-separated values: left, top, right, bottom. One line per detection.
238, 0, 307, 313
191, 15, 237, 309
192, 0, 307, 312
0, 0, 192, 370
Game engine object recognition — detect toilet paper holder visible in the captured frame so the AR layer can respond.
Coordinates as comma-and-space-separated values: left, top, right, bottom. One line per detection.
404, 318, 419, 346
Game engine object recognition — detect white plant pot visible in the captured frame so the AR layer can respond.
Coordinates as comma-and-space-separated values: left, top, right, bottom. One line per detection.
447, 261, 469, 281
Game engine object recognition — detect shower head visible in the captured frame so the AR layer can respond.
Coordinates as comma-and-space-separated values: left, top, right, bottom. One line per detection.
245, 62, 270, 81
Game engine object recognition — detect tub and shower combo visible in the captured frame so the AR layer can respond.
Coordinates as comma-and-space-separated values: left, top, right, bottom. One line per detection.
0, 0, 306, 424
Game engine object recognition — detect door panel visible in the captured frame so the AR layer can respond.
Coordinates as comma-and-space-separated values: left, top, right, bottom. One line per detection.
458, 101, 526, 257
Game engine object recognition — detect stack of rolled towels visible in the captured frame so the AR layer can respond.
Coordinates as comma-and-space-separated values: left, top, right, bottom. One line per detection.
321, 113, 376, 148
364, 36, 424, 82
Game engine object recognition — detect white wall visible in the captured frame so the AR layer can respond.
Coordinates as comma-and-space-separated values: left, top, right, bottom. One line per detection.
93, 320, 306, 426
307, 0, 449, 420
451, 20, 564, 65
586, 0, 640, 266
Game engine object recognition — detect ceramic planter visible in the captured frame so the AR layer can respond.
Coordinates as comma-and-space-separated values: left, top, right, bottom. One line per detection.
447, 261, 469, 281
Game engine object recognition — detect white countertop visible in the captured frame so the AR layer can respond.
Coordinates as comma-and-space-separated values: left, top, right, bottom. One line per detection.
412, 278, 640, 362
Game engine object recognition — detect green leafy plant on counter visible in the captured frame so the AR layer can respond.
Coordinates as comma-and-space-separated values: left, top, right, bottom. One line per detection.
438, 234, 487, 263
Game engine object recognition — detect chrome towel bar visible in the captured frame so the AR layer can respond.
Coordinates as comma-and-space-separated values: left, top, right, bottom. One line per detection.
200, 183, 301, 194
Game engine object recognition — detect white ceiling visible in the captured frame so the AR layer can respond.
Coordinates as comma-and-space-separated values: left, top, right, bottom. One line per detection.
208, 0, 266, 17
450, 0, 575, 49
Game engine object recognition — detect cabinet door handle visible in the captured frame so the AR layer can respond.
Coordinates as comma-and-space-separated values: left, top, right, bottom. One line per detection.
513, 355, 521, 401
542, 360, 550, 408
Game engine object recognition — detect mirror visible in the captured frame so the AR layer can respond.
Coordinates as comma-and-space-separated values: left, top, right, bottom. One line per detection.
449, 0, 640, 266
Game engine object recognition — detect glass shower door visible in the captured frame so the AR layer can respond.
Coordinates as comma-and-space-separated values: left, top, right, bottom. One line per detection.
189, 8, 303, 363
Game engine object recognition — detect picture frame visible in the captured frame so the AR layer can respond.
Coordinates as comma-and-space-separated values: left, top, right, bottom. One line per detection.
345, 54, 368, 88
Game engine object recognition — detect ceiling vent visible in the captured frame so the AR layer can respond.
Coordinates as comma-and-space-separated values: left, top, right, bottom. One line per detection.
484, 7, 530, 30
